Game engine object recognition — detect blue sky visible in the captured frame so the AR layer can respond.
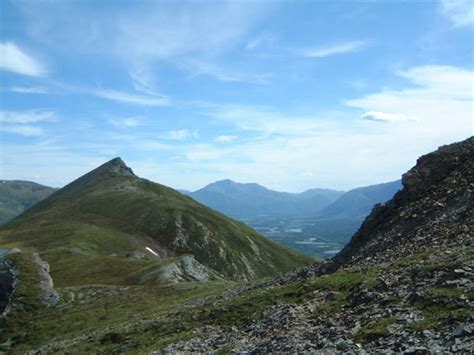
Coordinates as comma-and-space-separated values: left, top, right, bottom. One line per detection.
0, 0, 473, 192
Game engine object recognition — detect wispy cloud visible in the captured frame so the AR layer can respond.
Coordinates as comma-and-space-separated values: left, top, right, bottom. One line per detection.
345, 65, 473, 137
183, 60, 271, 84
361, 111, 419, 123
167, 129, 197, 141
0, 110, 55, 123
205, 104, 333, 135
9, 86, 49, 94
1, 125, 43, 136
215, 135, 238, 143
93, 89, 170, 106
0, 42, 45, 76
108, 117, 141, 128
245, 33, 277, 50
18, 1, 272, 85
439, 0, 474, 27
301, 40, 367, 58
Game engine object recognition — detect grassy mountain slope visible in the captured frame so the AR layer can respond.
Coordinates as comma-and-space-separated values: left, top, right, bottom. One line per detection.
0, 158, 312, 285
0, 180, 56, 224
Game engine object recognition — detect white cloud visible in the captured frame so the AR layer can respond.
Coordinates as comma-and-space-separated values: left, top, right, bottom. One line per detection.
108, 117, 141, 128
345, 66, 473, 132
10, 86, 49, 94
167, 129, 197, 141
439, 0, 474, 27
0, 110, 55, 123
18, 2, 271, 84
245, 33, 276, 50
173, 65, 472, 191
0, 42, 45, 76
361, 111, 419, 123
301, 40, 367, 58
215, 135, 238, 143
1, 125, 43, 136
94, 89, 170, 106
205, 104, 335, 135
182, 59, 271, 84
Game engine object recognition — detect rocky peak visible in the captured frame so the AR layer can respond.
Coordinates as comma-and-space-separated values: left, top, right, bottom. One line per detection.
100, 157, 136, 178
331, 136, 474, 269
401, 137, 473, 200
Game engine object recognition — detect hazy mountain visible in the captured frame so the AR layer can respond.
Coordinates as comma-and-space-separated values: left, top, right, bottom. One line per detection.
317, 180, 402, 219
186, 179, 402, 249
0, 180, 56, 224
0, 158, 313, 286
187, 179, 344, 218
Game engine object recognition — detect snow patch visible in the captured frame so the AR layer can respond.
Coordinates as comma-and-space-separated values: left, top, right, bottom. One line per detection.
146, 247, 159, 256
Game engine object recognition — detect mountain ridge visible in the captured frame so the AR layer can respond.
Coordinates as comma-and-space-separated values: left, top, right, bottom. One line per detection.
0, 158, 313, 285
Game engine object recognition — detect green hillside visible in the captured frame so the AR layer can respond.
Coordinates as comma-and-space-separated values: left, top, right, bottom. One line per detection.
0, 180, 56, 224
0, 158, 312, 286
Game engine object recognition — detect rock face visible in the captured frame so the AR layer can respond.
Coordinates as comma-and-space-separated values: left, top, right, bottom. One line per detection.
332, 136, 473, 269
161, 137, 474, 353
31, 253, 60, 307
0, 251, 19, 317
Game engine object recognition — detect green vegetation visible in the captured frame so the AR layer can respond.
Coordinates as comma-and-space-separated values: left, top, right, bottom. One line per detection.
0, 159, 316, 352
0, 159, 313, 285
408, 286, 474, 331
354, 317, 396, 343
0, 180, 56, 224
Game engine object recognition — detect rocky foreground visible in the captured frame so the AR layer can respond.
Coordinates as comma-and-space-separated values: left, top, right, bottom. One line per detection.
163, 137, 474, 353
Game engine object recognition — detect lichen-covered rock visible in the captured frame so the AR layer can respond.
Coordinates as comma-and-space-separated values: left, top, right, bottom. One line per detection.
31, 253, 60, 307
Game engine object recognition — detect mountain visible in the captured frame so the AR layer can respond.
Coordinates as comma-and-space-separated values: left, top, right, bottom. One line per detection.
0, 181, 56, 224
158, 137, 474, 352
317, 179, 402, 220
188, 179, 344, 218
188, 179, 402, 252
307, 180, 403, 244
0, 138, 472, 353
0, 158, 313, 287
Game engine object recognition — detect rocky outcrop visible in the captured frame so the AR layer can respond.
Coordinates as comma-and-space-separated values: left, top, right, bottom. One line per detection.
31, 253, 60, 307
331, 136, 473, 269
0, 250, 20, 317
104, 157, 136, 178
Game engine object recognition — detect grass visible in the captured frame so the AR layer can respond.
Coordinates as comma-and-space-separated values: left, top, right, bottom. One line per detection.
0, 171, 313, 284
354, 317, 396, 343
407, 286, 474, 331
0, 251, 237, 352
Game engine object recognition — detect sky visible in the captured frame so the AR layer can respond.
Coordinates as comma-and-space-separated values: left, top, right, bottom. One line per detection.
0, 0, 473, 192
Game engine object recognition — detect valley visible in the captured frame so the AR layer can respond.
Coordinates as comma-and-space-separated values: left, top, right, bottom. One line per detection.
243, 215, 347, 259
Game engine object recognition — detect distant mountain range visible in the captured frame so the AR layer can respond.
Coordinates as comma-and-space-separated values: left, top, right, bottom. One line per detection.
185, 179, 344, 218
185, 179, 401, 221
316, 180, 402, 219
184, 179, 402, 246
0, 181, 57, 224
